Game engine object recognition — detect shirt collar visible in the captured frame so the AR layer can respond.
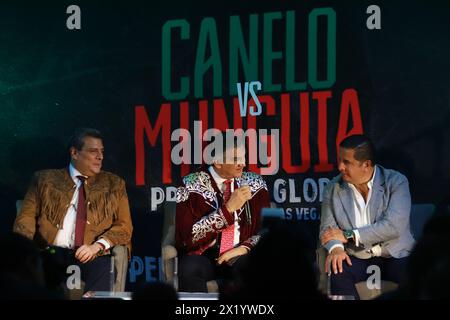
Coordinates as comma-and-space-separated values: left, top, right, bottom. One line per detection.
208, 166, 233, 190
69, 163, 87, 183
367, 165, 376, 189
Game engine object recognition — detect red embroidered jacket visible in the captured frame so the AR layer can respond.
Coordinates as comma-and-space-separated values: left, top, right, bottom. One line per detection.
175, 167, 270, 256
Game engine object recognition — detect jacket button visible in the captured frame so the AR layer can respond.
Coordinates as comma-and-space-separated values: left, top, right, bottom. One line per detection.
87, 221, 91, 225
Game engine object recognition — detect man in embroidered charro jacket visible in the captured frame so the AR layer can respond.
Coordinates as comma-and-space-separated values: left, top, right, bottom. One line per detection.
13, 128, 133, 293
175, 144, 270, 292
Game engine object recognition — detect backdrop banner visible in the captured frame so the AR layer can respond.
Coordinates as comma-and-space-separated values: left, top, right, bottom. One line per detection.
1, 0, 449, 290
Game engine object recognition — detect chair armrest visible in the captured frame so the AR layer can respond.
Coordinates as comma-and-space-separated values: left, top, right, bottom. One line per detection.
316, 247, 329, 294
162, 244, 177, 260
161, 245, 178, 290
112, 245, 128, 292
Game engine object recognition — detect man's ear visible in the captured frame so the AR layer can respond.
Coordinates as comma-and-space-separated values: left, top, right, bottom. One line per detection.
70, 147, 78, 160
363, 160, 372, 168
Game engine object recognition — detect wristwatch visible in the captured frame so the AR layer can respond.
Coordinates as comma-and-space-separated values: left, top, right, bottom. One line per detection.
343, 229, 354, 241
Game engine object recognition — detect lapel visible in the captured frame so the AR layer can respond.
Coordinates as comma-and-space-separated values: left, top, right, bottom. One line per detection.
368, 165, 384, 223
337, 180, 356, 228
62, 167, 78, 193
84, 172, 99, 200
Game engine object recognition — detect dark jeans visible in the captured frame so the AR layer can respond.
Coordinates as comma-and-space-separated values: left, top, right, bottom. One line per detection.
178, 253, 247, 293
330, 256, 408, 299
43, 246, 114, 293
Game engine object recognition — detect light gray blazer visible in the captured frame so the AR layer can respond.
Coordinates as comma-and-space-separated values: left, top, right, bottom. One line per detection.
320, 165, 415, 258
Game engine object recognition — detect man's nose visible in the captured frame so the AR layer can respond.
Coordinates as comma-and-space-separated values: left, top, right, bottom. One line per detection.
338, 162, 345, 172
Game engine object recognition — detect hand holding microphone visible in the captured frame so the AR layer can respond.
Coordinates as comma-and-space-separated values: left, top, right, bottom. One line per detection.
225, 185, 251, 212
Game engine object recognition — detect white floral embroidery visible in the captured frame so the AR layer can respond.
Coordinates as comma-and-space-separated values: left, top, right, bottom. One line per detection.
236, 172, 267, 197
182, 171, 218, 208
192, 208, 228, 243
176, 186, 189, 203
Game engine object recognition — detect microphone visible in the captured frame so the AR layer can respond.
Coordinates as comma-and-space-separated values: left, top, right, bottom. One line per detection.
239, 181, 252, 225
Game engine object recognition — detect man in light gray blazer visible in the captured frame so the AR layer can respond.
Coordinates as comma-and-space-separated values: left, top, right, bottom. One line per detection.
320, 134, 415, 299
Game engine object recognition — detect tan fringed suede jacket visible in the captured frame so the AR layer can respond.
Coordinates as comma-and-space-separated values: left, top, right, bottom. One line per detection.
13, 168, 133, 257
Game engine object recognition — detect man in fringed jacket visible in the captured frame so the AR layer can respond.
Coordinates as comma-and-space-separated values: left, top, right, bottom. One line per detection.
14, 128, 133, 293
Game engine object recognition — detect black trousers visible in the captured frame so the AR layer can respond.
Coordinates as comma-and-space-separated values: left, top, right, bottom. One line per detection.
178, 252, 247, 293
43, 246, 114, 293
330, 256, 408, 299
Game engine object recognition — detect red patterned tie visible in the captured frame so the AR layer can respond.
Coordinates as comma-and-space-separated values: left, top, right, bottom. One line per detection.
219, 179, 234, 255
74, 176, 87, 248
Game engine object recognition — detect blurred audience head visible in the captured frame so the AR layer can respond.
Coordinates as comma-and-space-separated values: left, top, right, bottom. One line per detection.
0, 232, 45, 286
235, 221, 324, 299
0, 232, 64, 299
405, 213, 450, 299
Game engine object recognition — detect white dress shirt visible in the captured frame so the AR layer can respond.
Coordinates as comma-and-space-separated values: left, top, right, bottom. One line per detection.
350, 166, 376, 243
53, 164, 110, 250
209, 166, 240, 246
350, 167, 387, 257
